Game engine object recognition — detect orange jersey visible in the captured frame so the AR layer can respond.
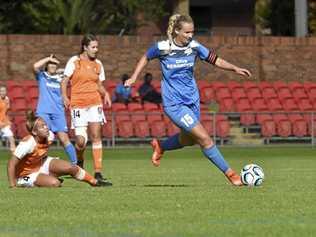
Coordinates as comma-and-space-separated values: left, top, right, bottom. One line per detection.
64, 55, 105, 108
0, 97, 10, 127
13, 132, 54, 178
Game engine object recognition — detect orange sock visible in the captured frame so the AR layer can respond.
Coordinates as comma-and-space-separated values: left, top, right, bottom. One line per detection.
74, 166, 97, 186
92, 142, 103, 173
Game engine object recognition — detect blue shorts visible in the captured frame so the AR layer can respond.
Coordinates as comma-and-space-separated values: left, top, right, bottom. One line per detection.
163, 103, 200, 132
37, 113, 68, 133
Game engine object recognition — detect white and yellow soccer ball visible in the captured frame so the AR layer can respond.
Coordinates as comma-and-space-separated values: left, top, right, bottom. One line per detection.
241, 164, 264, 186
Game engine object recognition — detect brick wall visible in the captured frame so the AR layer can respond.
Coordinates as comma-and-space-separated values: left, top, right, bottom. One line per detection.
1, 35, 316, 82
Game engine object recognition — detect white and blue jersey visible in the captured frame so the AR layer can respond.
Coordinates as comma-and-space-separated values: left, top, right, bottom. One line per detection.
146, 39, 217, 107
36, 71, 67, 132
146, 39, 218, 131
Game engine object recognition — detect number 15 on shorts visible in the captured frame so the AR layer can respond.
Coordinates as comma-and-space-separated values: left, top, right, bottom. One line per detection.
180, 114, 194, 127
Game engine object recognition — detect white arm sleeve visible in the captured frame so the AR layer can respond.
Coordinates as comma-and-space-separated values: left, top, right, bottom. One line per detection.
64, 56, 78, 78
96, 59, 105, 82
13, 137, 36, 159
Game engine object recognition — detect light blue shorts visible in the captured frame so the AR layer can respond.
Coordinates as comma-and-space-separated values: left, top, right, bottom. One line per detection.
163, 103, 200, 132
37, 113, 68, 133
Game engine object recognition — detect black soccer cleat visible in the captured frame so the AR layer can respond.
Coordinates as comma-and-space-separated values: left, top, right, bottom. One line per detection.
95, 179, 113, 187
77, 160, 84, 169
94, 172, 107, 181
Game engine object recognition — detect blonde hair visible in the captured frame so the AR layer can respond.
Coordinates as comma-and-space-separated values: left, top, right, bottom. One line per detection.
166, 14, 193, 50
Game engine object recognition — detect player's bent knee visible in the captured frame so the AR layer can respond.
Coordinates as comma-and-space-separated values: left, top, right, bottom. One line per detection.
75, 127, 88, 146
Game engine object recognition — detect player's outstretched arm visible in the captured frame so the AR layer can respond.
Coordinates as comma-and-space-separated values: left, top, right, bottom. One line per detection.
7, 156, 19, 188
33, 54, 60, 74
215, 57, 252, 78
124, 54, 149, 87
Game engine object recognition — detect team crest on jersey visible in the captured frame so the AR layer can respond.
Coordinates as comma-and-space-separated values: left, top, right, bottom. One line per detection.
184, 48, 192, 56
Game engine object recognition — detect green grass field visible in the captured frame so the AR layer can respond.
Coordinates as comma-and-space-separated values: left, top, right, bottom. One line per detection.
0, 146, 315, 237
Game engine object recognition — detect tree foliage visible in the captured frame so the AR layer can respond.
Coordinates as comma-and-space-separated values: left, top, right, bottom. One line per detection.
0, 0, 168, 34
255, 0, 295, 36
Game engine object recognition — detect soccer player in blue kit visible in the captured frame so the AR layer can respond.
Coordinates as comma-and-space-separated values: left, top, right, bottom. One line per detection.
33, 55, 77, 165
125, 14, 252, 186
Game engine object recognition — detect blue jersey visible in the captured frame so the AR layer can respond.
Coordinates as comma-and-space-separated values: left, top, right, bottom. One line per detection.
36, 71, 64, 115
146, 39, 216, 107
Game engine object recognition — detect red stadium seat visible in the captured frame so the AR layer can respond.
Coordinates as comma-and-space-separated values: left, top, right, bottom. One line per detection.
103, 121, 114, 138
231, 88, 247, 101
8, 86, 25, 100
200, 103, 209, 112
273, 81, 288, 91
114, 112, 130, 123
246, 88, 262, 101
256, 114, 273, 125
303, 82, 316, 92
259, 81, 273, 91
130, 112, 146, 123
117, 121, 134, 138
215, 114, 228, 122
200, 87, 215, 103
292, 120, 307, 137
227, 81, 242, 91
261, 120, 276, 138
251, 98, 268, 112
235, 98, 252, 112
23, 80, 37, 90
262, 87, 278, 100
200, 112, 214, 122
276, 120, 292, 137
288, 81, 304, 92
266, 98, 283, 111
243, 81, 258, 91
219, 98, 234, 112
216, 120, 230, 138
277, 88, 293, 101
147, 111, 163, 123
150, 121, 166, 138
307, 90, 316, 102
288, 114, 304, 123
292, 89, 308, 102
197, 80, 212, 90
201, 119, 214, 135
111, 103, 127, 112
281, 98, 299, 111
134, 120, 150, 138
11, 98, 28, 112
29, 98, 38, 110
143, 103, 159, 112
240, 113, 256, 126
16, 123, 29, 139
127, 103, 143, 112
166, 122, 180, 136
216, 87, 231, 100
211, 82, 227, 90
272, 113, 288, 123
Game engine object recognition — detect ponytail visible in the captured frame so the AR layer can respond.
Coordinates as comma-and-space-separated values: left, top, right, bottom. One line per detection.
166, 14, 193, 51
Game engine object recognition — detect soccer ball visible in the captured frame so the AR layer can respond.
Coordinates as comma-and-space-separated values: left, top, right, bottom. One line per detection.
241, 164, 264, 186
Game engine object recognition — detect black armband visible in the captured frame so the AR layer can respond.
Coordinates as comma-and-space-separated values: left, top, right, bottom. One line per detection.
207, 51, 218, 65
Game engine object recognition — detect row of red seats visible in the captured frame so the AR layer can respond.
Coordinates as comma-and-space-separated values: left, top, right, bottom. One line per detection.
199, 81, 316, 112
239, 112, 315, 138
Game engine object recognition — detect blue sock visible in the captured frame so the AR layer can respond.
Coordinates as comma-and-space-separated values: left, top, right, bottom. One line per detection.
65, 143, 77, 165
202, 145, 229, 173
161, 133, 183, 151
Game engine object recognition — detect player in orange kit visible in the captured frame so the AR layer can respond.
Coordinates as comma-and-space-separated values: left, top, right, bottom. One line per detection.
7, 110, 111, 188
0, 85, 15, 153
61, 34, 112, 184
